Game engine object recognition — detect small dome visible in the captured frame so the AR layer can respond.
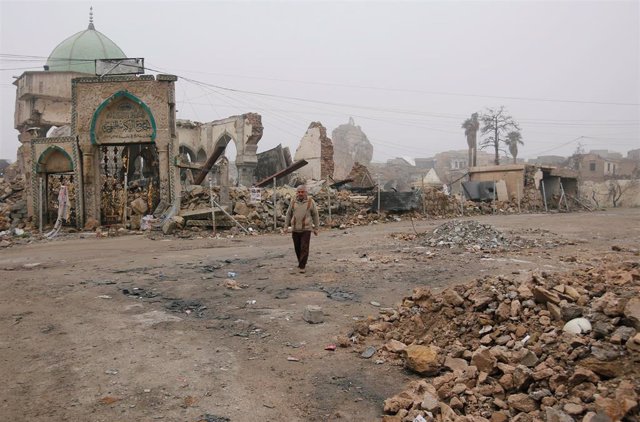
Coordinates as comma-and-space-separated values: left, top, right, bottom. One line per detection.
45, 20, 126, 74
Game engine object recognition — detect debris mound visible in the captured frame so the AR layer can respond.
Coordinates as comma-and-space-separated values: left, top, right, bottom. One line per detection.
421, 220, 508, 250
419, 220, 565, 251
351, 258, 640, 421
0, 162, 28, 232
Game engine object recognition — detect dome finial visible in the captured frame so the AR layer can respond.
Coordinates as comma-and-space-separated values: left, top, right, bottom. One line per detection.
88, 6, 95, 30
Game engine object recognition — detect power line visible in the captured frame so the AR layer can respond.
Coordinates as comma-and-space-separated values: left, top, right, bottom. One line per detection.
3, 52, 639, 107
143, 63, 640, 107
527, 136, 586, 156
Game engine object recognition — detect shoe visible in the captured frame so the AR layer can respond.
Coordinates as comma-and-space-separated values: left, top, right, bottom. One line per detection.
299, 268, 306, 273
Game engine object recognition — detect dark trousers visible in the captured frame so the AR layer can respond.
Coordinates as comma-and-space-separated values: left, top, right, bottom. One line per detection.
292, 231, 312, 269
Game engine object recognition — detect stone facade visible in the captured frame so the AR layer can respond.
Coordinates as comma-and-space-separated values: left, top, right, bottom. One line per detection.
72, 75, 178, 225
18, 74, 180, 228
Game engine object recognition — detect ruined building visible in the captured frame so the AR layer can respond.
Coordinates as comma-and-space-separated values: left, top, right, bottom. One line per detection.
331, 117, 373, 179
12, 14, 263, 229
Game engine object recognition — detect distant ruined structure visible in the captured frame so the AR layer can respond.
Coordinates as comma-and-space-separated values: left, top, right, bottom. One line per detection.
332, 117, 373, 179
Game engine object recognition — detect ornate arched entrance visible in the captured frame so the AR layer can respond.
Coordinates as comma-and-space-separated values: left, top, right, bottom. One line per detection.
91, 91, 160, 225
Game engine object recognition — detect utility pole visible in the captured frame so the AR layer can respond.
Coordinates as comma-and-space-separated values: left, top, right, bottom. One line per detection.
377, 174, 381, 214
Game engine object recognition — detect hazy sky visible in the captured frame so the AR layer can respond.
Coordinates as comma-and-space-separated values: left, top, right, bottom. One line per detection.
1, 0, 638, 163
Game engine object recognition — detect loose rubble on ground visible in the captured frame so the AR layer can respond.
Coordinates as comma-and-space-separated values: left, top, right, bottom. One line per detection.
343, 254, 639, 422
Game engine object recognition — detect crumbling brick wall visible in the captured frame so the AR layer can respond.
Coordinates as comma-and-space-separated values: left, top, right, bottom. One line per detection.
294, 122, 334, 181
317, 124, 334, 180
521, 166, 544, 210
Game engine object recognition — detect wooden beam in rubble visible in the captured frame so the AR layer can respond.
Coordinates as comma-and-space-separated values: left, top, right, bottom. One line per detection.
193, 145, 227, 186
255, 159, 308, 188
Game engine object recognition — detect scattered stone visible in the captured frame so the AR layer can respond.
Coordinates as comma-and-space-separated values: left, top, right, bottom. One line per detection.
563, 318, 592, 334
361, 346, 377, 359
383, 339, 407, 353
303, 305, 324, 324
624, 297, 640, 330
545, 408, 575, 422
404, 345, 440, 375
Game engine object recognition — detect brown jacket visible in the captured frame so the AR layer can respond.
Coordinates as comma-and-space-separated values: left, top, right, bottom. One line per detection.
285, 197, 320, 232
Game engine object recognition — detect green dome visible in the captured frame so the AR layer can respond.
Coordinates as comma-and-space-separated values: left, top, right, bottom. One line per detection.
45, 22, 126, 74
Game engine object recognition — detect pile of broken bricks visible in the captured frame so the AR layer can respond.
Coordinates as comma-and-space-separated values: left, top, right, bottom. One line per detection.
343, 256, 639, 421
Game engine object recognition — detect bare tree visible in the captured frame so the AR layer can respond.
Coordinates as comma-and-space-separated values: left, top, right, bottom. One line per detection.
608, 178, 639, 207
506, 131, 523, 164
479, 106, 520, 165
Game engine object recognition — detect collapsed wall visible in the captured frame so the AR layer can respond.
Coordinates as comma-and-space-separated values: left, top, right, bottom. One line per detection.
293, 122, 334, 181
255, 144, 293, 186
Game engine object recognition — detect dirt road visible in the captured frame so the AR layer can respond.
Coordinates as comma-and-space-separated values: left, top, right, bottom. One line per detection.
1, 209, 638, 422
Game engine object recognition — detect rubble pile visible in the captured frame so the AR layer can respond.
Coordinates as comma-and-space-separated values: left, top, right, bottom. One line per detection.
349, 258, 640, 422
177, 184, 376, 232
417, 220, 568, 251
422, 220, 504, 249
345, 161, 375, 188
0, 163, 29, 232
422, 187, 460, 218
420, 220, 517, 251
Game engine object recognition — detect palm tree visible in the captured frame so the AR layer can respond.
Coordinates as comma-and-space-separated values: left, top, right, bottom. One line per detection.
505, 131, 523, 164
461, 113, 480, 167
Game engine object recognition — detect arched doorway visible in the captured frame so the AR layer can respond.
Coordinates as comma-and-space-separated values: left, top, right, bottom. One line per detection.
179, 145, 197, 186
37, 146, 77, 226
214, 133, 234, 186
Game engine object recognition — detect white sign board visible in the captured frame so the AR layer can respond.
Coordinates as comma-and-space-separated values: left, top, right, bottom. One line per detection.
250, 187, 262, 203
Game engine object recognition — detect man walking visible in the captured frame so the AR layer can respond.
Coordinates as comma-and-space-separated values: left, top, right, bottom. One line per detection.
284, 185, 320, 273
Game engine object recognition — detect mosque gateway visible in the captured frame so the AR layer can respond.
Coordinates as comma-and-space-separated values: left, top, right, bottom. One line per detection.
13, 12, 263, 229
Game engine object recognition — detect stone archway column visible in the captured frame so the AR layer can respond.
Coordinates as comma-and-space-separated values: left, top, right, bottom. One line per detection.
157, 145, 170, 204
235, 143, 258, 187
83, 148, 100, 224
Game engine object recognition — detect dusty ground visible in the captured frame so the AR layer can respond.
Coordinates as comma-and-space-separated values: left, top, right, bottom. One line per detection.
1, 209, 639, 422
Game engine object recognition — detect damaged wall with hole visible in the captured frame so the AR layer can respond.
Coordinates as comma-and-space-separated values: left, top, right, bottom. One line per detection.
175, 113, 263, 187
466, 164, 578, 210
